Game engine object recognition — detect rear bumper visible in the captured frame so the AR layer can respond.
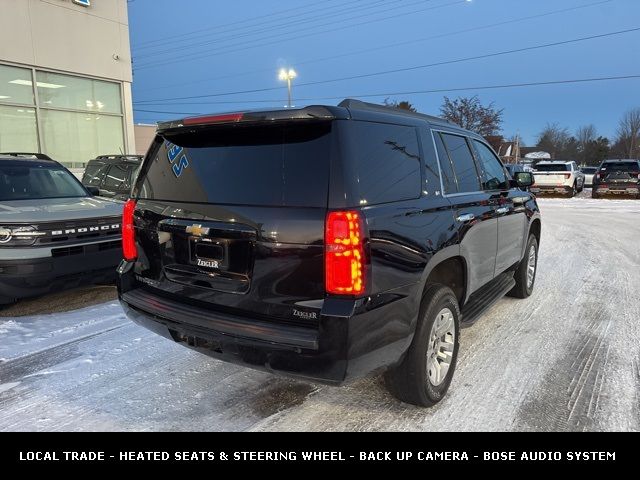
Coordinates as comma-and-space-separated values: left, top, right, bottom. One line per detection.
0, 244, 121, 301
118, 263, 417, 384
530, 185, 573, 194
593, 185, 639, 195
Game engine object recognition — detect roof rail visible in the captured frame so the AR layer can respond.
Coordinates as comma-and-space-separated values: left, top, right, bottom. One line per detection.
338, 99, 455, 125
0, 152, 54, 161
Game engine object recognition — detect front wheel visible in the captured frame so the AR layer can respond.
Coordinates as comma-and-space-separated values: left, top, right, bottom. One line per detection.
385, 285, 460, 407
508, 234, 538, 299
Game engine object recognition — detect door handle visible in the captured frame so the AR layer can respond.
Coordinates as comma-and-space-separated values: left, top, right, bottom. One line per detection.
496, 207, 509, 215
456, 213, 475, 222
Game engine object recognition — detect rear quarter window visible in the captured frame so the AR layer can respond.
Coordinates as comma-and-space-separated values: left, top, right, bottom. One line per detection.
339, 121, 421, 206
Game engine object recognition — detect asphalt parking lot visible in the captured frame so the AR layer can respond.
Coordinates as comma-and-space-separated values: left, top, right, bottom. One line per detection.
1, 192, 639, 431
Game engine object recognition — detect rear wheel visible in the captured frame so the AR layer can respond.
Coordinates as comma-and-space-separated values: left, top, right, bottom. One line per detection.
569, 182, 577, 197
592, 190, 599, 199
508, 234, 538, 299
385, 284, 460, 407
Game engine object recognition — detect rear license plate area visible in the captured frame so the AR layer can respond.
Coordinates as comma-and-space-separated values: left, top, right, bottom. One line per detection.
190, 238, 227, 270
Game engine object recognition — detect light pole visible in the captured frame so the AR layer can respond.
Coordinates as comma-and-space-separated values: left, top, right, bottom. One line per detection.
279, 68, 297, 108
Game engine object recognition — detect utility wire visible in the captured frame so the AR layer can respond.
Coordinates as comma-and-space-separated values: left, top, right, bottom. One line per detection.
134, 0, 465, 70
134, 0, 399, 58
134, 27, 640, 104
137, 0, 613, 94
133, 74, 640, 117
133, 0, 349, 49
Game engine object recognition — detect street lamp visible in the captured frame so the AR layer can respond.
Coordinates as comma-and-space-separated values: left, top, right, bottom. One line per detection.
278, 68, 297, 108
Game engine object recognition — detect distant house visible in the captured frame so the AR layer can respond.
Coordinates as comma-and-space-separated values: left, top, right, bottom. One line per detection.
497, 141, 520, 164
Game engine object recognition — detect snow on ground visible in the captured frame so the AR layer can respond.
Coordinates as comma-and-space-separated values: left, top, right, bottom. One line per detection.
0, 302, 127, 362
0, 195, 639, 431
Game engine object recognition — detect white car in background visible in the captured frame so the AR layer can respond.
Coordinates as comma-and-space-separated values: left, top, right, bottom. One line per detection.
531, 161, 585, 197
580, 166, 598, 187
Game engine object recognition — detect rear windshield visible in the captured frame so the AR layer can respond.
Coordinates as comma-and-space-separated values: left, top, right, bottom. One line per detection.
0, 161, 87, 201
600, 162, 639, 172
536, 164, 570, 172
138, 123, 331, 207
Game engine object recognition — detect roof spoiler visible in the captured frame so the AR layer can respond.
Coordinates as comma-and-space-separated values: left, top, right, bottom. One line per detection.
157, 106, 339, 132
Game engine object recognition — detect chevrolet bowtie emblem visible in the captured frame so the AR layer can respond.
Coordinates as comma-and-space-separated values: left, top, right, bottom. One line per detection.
186, 224, 209, 237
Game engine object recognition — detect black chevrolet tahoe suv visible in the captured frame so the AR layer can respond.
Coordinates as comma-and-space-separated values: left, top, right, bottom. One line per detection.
82, 154, 143, 200
0, 153, 123, 306
117, 100, 540, 406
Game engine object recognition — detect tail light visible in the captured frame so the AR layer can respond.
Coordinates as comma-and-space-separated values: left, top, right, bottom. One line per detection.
563, 173, 571, 179
325, 211, 366, 296
122, 199, 137, 261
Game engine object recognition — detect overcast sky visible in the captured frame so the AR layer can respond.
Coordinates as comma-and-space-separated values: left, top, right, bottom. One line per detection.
129, 0, 640, 145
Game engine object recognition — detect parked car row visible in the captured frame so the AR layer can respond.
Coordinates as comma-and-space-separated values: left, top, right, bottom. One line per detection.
505, 159, 639, 198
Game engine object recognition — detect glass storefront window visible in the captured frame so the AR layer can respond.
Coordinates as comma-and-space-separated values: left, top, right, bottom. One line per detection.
0, 64, 35, 105
36, 71, 122, 114
0, 65, 127, 168
0, 105, 38, 152
40, 110, 124, 167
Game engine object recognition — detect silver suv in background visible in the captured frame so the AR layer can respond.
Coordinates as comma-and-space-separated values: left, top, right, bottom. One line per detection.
580, 166, 598, 187
531, 160, 585, 197
0, 153, 123, 306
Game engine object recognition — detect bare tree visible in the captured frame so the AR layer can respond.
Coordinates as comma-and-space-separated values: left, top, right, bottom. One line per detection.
615, 108, 640, 158
536, 123, 571, 158
440, 96, 503, 136
576, 124, 596, 163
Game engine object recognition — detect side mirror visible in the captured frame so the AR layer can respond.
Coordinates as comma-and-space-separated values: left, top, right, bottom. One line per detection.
514, 171, 534, 188
86, 186, 100, 196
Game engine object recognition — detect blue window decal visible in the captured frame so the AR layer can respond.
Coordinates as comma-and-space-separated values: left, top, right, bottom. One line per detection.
172, 155, 189, 177
167, 143, 183, 163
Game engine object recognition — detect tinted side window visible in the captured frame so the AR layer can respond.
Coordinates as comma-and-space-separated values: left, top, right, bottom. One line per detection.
440, 133, 481, 193
83, 163, 108, 186
104, 164, 131, 189
433, 132, 457, 194
472, 140, 509, 191
343, 122, 421, 205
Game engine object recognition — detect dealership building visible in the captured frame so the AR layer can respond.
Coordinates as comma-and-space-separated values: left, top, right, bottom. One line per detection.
0, 0, 135, 170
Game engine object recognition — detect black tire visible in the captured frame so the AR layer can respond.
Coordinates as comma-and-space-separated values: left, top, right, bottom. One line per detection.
592, 190, 599, 199
385, 284, 460, 407
569, 183, 577, 197
508, 234, 538, 299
